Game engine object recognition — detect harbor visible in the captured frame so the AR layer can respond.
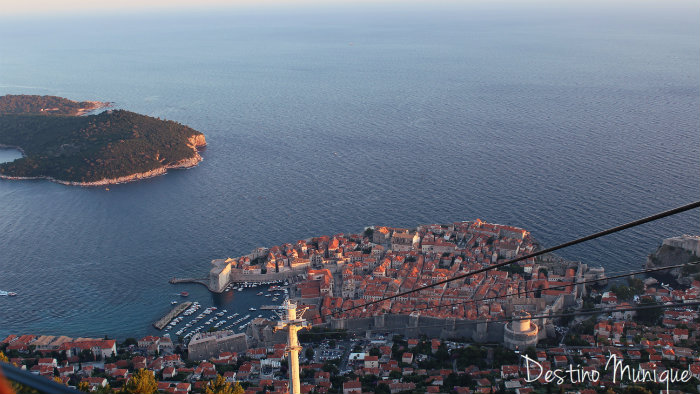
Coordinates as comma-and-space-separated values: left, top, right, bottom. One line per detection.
153, 301, 193, 330
170, 275, 290, 293
159, 281, 291, 343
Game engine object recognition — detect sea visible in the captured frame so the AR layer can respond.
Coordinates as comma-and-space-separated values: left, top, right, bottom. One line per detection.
0, 1, 698, 340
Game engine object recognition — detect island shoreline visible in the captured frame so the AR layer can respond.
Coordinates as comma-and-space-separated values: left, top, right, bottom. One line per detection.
0, 150, 204, 187
0, 143, 27, 156
74, 101, 111, 116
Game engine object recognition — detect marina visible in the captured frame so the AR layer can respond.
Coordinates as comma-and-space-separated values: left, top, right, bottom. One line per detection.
153, 302, 193, 330
160, 281, 291, 343
169, 277, 287, 294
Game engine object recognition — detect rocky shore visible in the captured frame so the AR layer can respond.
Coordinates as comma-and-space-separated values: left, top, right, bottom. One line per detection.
645, 242, 698, 286
74, 101, 110, 116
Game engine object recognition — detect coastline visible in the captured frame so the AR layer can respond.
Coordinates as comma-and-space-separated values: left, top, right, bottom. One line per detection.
0, 143, 27, 156
74, 101, 111, 116
0, 134, 206, 187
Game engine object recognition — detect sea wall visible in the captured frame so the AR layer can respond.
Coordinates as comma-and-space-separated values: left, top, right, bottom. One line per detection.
229, 268, 305, 283
329, 314, 505, 342
187, 331, 248, 361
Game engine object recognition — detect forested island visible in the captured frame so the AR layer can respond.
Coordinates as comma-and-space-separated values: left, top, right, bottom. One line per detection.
0, 95, 206, 186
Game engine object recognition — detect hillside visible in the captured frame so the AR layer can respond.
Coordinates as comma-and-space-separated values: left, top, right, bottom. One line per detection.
0, 95, 206, 185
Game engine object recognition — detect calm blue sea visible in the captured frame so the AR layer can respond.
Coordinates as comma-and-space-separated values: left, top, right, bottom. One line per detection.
0, 1, 698, 340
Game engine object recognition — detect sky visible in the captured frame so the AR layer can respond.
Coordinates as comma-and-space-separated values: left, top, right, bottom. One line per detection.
3, 0, 698, 17
3, 0, 384, 16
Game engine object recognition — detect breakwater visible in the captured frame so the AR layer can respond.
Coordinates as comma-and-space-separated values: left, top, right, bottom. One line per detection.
153, 302, 192, 330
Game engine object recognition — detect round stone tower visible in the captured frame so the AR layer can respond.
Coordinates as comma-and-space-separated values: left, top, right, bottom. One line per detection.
504, 310, 538, 350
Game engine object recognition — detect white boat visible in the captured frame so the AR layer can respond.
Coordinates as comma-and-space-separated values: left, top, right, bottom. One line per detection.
249, 307, 256, 311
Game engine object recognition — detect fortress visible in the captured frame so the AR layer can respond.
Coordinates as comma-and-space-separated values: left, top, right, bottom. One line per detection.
503, 310, 539, 350
209, 257, 304, 293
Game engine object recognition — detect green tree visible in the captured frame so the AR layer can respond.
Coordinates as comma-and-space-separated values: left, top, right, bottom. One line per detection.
77, 381, 91, 393
524, 347, 537, 360
122, 368, 157, 394
96, 384, 113, 394
301, 368, 315, 380
232, 382, 244, 394
492, 347, 518, 367
435, 343, 450, 365
455, 345, 487, 369
443, 373, 473, 391
360, 374, 377, 391
636, 298, 663, 325
79, 349, 94, 362
627, 278, 644, 294
611, 284, 634, 301
205, 375, 244, 394
322, 361, 339, 375
376, 383, 391, 394
306, 347, 315, 360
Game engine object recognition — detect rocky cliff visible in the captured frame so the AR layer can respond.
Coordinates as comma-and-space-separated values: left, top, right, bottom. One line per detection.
646, 244, 697, 286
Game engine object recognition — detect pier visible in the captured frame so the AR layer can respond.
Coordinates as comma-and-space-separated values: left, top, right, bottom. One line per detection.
169, 277, 215, 291
153, 302, 193, 330
260, 305, 282, 310
170, 277, 209, 286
